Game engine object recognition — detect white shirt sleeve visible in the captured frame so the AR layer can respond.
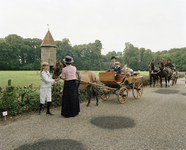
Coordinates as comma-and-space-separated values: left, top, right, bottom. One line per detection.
41, 72, 55, 83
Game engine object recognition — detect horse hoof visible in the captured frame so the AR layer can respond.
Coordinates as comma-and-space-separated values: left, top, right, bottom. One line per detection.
95, 104, 98, 106
86, 104, 90, 107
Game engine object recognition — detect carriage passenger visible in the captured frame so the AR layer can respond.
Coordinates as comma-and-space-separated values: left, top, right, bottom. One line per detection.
165, 59, 174, 70
109, 56, 116, 69
122, 64, 133, 72
114, 62, 121, 78
122, 64, 133, 75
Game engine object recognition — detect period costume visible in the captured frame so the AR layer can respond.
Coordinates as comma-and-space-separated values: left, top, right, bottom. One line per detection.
165, 60, 174, 70
109, 56, 116, 69
39, 62, 56, 115
122, 66, 133, 72
61, 56, 80, 117
114, 62, 121, 77
40, 71, 55, 104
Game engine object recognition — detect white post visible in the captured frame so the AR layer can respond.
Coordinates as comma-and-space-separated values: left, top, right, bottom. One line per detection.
2, 111, 7, 121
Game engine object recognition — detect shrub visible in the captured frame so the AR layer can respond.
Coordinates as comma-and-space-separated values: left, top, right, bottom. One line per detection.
0, 86, 20, 116
177, 72, 185, 78
141, 76, 150, 86
2, 73, 183, 117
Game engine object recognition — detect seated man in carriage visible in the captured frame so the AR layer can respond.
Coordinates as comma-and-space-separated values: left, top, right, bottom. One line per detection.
165, 59, 175, 73
165, 59, 174, 70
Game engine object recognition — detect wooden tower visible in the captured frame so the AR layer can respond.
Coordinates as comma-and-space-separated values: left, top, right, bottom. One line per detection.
39, 30, 57, 72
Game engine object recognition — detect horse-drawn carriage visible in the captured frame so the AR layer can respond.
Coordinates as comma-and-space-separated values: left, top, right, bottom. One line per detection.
80, 71, 143, 104
53, 62, 143, 105
99, 71, 143, 103
149, 60, 178, 87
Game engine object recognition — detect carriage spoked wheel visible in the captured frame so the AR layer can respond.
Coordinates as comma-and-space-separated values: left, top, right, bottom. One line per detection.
100, 91, 110, 101
118, 87, 128, 104
132, 79, 143, 99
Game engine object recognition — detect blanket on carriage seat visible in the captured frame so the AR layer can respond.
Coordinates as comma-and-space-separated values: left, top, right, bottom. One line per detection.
121, 67, 133, 75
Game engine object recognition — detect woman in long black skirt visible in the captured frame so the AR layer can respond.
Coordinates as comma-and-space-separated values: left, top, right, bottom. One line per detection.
61, 56, 80, 117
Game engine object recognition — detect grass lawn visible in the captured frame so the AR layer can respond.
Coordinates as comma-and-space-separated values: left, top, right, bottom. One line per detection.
0, 70, 150, 88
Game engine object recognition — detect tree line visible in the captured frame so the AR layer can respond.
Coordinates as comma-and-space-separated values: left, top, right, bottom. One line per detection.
0, 34, 186, 71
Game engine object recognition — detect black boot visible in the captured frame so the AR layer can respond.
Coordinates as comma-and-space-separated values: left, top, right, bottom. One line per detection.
39, 103, 43, 115
46, 102, 54, 115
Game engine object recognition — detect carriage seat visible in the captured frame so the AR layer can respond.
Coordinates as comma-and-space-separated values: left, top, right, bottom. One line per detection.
115, 73, 126, 82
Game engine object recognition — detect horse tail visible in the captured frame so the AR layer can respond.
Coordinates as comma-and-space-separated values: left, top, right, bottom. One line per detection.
90, 71, 97, 97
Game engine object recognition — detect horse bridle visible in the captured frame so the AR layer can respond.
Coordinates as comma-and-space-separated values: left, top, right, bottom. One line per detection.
54, 63, 66, 77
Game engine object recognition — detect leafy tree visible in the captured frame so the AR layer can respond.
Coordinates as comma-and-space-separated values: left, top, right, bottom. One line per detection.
123, 42, 139, 71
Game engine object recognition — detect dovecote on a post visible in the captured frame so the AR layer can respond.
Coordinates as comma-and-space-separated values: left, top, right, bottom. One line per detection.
40, 30, 57, 72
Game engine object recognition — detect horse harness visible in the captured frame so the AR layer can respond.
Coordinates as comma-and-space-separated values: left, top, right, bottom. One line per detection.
76, 71, 97, 88
54, 63, 96, 87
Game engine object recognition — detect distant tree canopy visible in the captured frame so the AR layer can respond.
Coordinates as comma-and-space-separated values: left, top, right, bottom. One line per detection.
0, 34, 186, 71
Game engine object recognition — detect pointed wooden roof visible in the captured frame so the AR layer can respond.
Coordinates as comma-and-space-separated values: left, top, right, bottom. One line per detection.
39, 30, 57, 47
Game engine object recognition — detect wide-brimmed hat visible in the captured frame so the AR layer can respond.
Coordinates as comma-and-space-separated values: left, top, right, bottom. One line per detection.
63, 56, 74, 63
111, 56, 116, 59
115, 62, 120, 65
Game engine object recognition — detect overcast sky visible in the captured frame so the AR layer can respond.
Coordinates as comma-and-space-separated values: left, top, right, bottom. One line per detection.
0, 0, 185, 54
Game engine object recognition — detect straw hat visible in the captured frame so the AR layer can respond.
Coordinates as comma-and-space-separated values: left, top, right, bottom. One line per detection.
115, 62, 120, 65
41, 62, 49, 67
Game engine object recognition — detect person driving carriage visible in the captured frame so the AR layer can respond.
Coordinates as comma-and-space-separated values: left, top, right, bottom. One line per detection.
110, 56, 116, 69
165, 59, 174, 70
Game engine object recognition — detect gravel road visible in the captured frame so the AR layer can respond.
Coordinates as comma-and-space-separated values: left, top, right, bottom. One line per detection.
0, 78, 186, 150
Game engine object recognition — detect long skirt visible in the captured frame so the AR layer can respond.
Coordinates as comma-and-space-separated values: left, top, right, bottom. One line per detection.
61, 80, 80, 117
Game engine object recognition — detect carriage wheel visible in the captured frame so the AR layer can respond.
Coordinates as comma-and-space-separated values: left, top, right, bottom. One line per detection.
118, 87, 128, 104
100, 91, 110, 101
132, 79, 143, 99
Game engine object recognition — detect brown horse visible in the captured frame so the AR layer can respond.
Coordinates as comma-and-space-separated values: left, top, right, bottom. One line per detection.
158, 61, 172, 87
148, 60, 159, 87
52, 62, 99, 106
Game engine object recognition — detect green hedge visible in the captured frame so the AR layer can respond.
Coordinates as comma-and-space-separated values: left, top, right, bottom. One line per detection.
0, 83, 90, 117
0, 73, 185, 117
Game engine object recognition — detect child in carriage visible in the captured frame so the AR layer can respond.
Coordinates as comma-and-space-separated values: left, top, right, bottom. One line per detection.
114, 62, 121, 78
121, 64, 133, 75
